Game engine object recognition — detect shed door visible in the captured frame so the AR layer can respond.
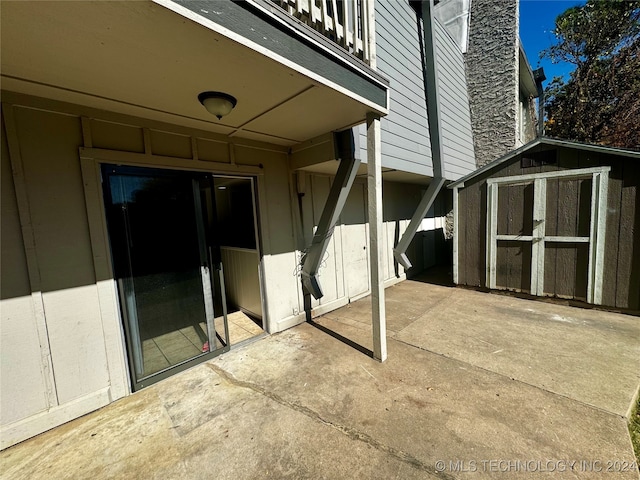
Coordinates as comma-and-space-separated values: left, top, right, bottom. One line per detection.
486, 167, 609, 304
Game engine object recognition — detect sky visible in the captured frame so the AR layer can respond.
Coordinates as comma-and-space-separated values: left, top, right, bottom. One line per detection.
519, 0, 585, 84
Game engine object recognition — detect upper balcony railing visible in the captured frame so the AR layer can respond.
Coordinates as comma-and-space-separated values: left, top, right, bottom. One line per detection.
271, 0, 372, 65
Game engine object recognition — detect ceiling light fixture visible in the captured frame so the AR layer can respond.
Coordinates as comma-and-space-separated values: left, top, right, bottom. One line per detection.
197, 91, 237, 120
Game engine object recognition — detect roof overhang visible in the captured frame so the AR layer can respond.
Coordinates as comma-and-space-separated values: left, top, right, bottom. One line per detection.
519, 42, 538, 98
1, 0, 388, 147
448, 137, 640, 189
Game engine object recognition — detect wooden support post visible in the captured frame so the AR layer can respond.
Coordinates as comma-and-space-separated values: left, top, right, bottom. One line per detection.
367, 112, 386, 362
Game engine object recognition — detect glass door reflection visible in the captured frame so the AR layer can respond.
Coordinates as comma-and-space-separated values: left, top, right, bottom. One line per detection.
102, 165, 229, 390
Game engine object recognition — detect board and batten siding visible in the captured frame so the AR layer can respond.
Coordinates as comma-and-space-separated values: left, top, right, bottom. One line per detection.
456, 147, 640, 311
298, 173, 433, 317
0, 91, 454, 448
0, 95, 306, 448
358, 1, 475, 181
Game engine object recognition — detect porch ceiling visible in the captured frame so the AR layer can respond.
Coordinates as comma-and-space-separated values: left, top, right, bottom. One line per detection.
0, 1, 374, 146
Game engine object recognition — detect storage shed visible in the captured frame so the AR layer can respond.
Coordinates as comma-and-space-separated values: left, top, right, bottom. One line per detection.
449, 137, 640, 311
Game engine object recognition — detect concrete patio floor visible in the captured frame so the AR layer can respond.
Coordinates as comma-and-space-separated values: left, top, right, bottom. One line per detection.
1, 279, 639, 479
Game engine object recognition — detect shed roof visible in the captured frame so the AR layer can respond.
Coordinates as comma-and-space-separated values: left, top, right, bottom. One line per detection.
448, 137, 640, 188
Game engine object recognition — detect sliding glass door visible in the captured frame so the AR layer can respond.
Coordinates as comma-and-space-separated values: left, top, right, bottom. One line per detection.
102, 165, 229, 390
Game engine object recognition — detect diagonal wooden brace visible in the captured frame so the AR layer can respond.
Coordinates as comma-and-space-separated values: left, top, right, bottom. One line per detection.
393, 177, 445, 269
301, 131, 360, 299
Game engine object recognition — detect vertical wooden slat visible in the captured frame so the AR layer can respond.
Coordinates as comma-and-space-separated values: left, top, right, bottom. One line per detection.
457, 188, 468, 285
601, 160, 622, 306
555, 178, 578, 297
530, 178, 546, 296
362, 0, 371, 64
496, 184, 509, 288
587, 173, 598, 303
465, 181, 483, 286
452, 186, 459, 284
351, 0, 358, 54
331, 0, 342, 39
1, 104, 59, 408
486, 182, 498, 289
506, 184, 524, 290
320, 0, 331, 31
310, 0, 321, 24
341, 0, 350, 48
615, 159, 638, 309
586, 171, 608, 304
615, 177, 632, 307
544, 178, 559, 295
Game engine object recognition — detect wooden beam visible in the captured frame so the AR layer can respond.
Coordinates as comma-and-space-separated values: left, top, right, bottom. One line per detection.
486, 166, 611, 185
496, 235, 590, 243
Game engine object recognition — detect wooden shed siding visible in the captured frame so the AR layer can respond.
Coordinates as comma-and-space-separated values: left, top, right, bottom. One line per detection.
602, 161, 623, 307
457, 147, 640, 311
614, 159, 640, 309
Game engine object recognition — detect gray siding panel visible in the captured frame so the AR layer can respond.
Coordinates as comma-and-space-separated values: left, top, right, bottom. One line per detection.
372, 0, 431, 175
434, 20, 476, 180
361, 1, 474, 180
353, 1, 475, 180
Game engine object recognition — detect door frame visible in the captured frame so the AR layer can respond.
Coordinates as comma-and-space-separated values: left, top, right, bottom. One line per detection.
485, 166, 610, 304
80, 146, 267, 394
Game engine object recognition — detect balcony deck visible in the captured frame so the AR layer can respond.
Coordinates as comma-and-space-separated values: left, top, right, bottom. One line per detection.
271, 0, 371, 64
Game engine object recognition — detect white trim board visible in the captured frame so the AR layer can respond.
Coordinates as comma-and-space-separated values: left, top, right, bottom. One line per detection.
486, 166, 611, 185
